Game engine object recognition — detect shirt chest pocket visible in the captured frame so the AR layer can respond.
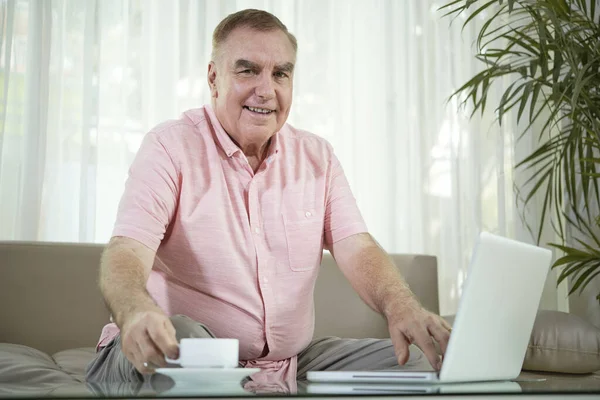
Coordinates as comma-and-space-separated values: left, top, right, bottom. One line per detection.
282, 208, 324, 272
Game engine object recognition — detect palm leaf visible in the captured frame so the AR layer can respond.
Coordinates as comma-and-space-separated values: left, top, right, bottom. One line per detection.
553, 254, 592, 267
517, 82, 533, 123
571, 262, 600, 294
582, 270, 600, 294
557, 260, 594, 285
462, 0, 499, 33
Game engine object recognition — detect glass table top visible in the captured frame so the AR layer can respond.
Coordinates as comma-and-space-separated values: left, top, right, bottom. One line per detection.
1, 369, 600, 399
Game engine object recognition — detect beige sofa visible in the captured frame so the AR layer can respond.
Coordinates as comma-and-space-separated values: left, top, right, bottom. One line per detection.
1, 241, 599, 395
0, 242, 437, 383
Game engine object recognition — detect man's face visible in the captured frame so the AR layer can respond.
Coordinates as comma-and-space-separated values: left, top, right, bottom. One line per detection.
208, 27, 295, 146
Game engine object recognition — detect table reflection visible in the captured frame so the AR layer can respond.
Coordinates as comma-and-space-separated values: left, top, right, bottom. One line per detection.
303, 380, 522, 395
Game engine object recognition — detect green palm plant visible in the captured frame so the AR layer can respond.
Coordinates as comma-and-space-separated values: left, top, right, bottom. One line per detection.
441, 0, 600, 302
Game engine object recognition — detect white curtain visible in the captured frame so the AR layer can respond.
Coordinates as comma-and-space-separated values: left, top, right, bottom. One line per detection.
0, 0, 563, 315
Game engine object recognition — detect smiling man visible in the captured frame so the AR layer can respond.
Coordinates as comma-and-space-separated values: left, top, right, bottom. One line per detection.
85, 9, 451, 384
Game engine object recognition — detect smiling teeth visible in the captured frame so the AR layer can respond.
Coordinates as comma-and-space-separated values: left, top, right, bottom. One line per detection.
248, 106, 272, 114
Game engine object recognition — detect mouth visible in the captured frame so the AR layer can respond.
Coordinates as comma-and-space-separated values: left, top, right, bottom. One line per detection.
243, 105, 275, 115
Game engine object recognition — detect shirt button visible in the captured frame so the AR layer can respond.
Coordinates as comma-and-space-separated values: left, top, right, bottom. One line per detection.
305, 211, 312, 217
263, 277, 268, 283
254, 227, 260, 234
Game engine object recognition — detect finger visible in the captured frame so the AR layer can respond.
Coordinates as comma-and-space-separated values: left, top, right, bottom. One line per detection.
428, 323, 451, 355
121, 334, 148, 373
147, 320, 179, 359
137, 331, 167, 369
134, 358, 154, 375
165, 318, 177, 338
127, 343, 154, 375
440, 318, 453, 332
410, 327, 441, 370
390, 331, 411, 365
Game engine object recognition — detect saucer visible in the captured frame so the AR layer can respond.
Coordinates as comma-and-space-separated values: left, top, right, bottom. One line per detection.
155, 367, 260, 384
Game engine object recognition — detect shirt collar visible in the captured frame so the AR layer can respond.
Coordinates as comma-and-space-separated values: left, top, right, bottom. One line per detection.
205, 105, 240, 158
205, 104, 281, 161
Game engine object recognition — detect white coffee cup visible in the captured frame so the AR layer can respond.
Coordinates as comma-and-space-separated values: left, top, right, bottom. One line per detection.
165, 338, 239, 368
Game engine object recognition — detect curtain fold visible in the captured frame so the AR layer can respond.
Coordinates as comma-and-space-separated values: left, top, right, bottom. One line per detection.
0, 0, 557, 314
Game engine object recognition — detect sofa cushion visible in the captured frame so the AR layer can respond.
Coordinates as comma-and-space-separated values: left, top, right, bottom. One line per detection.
0, 343, 75, 384
52, 348, 96, 382
442, 310, 600, 374
524, 310, 600, 374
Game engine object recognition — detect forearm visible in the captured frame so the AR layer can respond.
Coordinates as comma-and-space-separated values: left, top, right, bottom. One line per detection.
333, 234, 450, 369
333, 234, 420, 320
99, 239, 160, 328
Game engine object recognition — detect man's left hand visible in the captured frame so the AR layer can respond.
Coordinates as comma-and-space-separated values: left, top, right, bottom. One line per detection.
387, 302, 452, 370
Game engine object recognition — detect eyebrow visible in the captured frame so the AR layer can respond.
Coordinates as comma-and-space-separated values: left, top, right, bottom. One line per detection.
233, 59, 295, 73
233, 59, 260, 70
275, 62, 295, 73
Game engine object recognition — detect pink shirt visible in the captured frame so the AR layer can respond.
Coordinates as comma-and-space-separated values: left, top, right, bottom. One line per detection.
97, 105, 367, 380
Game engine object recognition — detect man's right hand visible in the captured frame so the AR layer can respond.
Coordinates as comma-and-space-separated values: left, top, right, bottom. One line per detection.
120, 308, 179, 374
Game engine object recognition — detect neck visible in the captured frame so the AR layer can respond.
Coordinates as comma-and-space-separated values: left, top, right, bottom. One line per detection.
228, 134, 272, 171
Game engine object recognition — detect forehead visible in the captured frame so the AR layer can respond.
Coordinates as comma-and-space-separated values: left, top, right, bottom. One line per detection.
220, 27, 296, 66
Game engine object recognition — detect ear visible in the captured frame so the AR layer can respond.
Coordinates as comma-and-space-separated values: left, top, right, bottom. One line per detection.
207, 61, 218, 98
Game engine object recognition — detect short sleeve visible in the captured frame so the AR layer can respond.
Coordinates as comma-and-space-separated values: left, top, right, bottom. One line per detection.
111, 132, 180, 251
323, 151, 368, 247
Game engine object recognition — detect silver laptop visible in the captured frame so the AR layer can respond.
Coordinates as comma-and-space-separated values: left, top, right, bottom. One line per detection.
307, 232, 552, 384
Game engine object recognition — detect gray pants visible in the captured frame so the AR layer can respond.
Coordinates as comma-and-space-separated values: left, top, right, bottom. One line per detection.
86, 315, 431, 383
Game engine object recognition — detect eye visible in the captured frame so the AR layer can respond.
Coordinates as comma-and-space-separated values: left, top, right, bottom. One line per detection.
274, 71, 289, 79
238, 69, 254, 75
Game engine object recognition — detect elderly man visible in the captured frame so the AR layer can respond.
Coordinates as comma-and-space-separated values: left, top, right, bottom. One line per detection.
86, 9, 451, 383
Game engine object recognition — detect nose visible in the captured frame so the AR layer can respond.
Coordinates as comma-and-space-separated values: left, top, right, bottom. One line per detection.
255, 72, 275, 100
